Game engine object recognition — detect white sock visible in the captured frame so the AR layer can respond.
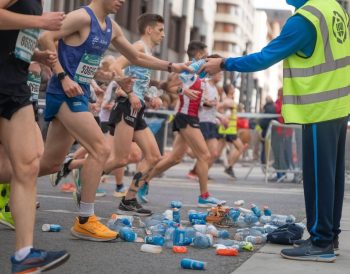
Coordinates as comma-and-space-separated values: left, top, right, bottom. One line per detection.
15, 246, 32, 261
79, 202, 94, 217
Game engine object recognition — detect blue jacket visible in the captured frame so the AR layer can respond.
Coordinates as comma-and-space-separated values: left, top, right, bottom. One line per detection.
223, 0, 316, 72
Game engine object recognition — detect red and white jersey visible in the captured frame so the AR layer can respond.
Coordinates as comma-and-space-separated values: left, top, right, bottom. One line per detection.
178, 77, 204, 117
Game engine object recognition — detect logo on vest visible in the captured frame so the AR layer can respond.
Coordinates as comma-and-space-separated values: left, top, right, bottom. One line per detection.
332, 11, 347, 44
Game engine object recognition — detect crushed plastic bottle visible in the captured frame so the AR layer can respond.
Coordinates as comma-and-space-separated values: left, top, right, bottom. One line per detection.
245, 235, 267, 245
250, 204, 262, 217
216, 239, 254, 251
170, 201, 182, 209
193, 233, 213, 249
119, 227, 137, 242
228, 208, 241, 222
164, 227, 175, 249
263, 206, 272, 216
244, 213, 259, 225
145, 235, 165, 246
259, 215, 272, 224
173, 208, 181, 224
107, 218, 131, 232
270, 214, 296, 227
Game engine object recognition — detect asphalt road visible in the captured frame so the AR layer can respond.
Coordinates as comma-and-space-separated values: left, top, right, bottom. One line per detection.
2, 161, 344, 274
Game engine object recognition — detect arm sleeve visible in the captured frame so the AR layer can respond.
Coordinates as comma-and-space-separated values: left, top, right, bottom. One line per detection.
224, 15, 316, 72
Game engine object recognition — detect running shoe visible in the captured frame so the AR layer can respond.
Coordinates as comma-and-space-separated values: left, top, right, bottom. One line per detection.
0, 204, 15, 230
59, 182, 76, 193
224, 167, 237, 179
49, 155, 73, 187
71, 215, 117, 241
198, 196, 226, 208
113, 185, 127, 198
95, 188, 107, 197
281, 241, 335, 262
117, 197, 152, 216
11, 248, 70, 274
186, 170, 198, 180
0, 183, 10, 210
136, 182, 149, 204
294, 238, 339, 256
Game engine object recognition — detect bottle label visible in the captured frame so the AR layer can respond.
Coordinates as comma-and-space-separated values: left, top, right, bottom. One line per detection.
74, 53, 101, 84
15, 29, 40, 63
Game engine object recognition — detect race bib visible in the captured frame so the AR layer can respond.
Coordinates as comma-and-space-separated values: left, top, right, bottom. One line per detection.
15, 29, 40, 63
27, 72, 41, 102
74, 53, 101, 84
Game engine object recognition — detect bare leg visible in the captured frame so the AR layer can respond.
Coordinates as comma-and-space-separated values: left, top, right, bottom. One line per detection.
0, 105, 43, 250
228, 138, 244, 167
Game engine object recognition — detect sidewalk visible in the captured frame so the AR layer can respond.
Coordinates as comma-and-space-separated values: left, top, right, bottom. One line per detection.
232, 197, 350, 274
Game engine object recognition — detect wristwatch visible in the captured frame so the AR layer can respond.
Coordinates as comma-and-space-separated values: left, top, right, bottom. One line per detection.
176, 87, 183, 95
220, 58, 226, 70
57, 72, 67, 81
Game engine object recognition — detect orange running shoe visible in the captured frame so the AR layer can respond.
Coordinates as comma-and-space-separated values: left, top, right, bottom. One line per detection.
71, 215, 117, 241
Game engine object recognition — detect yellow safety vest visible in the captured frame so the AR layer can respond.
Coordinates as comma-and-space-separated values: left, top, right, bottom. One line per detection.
219, 104, 237, 135
282, 0, 350, 124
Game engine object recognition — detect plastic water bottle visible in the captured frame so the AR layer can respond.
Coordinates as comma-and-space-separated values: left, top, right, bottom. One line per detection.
184, 227, 196, 241
42, 224, 61, 232
270, 214, 296, 226
235, 215, 247, 228
189, 211, 207, 225
173, 227, 192, 246
140, 244, 162, 254
216, 239, 254, 251
263, 206, 272, 216
172, 208, 181, 224
164, 227, 175, 248
170, 201, 182, 209
245, 235, 267, 245
181, 258, 207, 270
250, 227, 266, 234
163, 209, 173, 221
107, 218, 131, 232
191, 219, 206, 225
259, 215, 272, 224
119, 227, 137, 242
193, 233, 213, 249
228, 208, 241, 222
217, 230, 230, 239
179, 59, 206, 88
148, 223, 167, 236
263, 224, 278, 234
244, 213, 259, 225
193, 224, 207, 234
145, 214, 164, 227
145, 235, 165, 246
250, 204, 262, 217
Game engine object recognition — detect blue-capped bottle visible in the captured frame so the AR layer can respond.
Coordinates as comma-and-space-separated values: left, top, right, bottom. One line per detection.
250, 204, 262, 217
263, 206, 272, 216
145, 235, 165, 246
119, 227, 137, 242
179, 59, 207, 88
173, 208, 181, 224
181, 258, 207, 270
170, 201, 182, 209
193, 233, 213, 249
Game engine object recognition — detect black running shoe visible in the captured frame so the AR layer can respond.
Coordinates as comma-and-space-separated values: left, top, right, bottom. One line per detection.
49, 156, 74, 187
281, 241, 335, 262
117, 197, 152, 216
224, 167, 237, 179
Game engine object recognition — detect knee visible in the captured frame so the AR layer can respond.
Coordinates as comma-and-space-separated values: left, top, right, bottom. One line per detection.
13, 153, 42, 180
201, 151, 211, 163
92, 142, 110, 163
129, 150, 142, 163
211, 150, 219, 161
148, 154, 162, 166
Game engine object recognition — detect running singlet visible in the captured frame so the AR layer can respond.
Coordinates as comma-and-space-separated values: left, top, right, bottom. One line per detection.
178, 77, 204, 117
124, 40, 152, 102
199, 80, 219, 123
47, 6, 112, 97
0, 0, 42, 95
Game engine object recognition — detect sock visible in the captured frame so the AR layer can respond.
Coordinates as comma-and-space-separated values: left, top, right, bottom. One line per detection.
79, 202, 94, 218
116, 184, 124, 192
15, 246, 33, 261
200, 192, 209, 199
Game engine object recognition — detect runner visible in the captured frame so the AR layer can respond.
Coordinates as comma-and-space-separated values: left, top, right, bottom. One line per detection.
133, 41, 226, 207
38, 0, 190, 238
0, 1, 69, 272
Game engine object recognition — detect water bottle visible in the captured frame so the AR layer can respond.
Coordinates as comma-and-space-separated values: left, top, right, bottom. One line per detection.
174, 227, 192, 246
163, 209, 173, 221
179, 59, 207, 88
42, 224, 61, 232
217, 230, 230, 239
259, 215, 272, 224
145, 214, 164, 227
245, 235, 267, 245
148, 223, 167, 236
193, 224, 207, 234
145, 235, 165, 246
192, 233, 213, 249
216, 239, 253, 251
172, 208, 181, 224
250, 227, 265, 235
250, 204, 262, 217
263, 224, 278, 234
263, 206, 272, 216
184, 227, 196, 241
189, 211, 207, 225
107, 218, 131, 232
234, 200, 245, 207
270, 214, 296, 227
228, 208, 241, 222
145, 86, 163, 99
140, 244, 162, 254
235, 215, 247, 228
170, 201, 182, 209
164, 227, 175, 248
181, 258, 207, 270
191, 219, 206, 225
295, 222, 306, 230
244, 213, 259, 225
119, 227, 137, 242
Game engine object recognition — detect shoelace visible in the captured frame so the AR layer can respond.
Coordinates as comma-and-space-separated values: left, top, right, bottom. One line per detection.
83, 217, 109, 232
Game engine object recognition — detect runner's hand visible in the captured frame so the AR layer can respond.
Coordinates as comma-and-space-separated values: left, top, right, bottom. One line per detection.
199, 58, 223, 75
220, 116, 230, 129
171, 62, 194, 74
40, 12, 66, 31
128, 93, 142, 111
116, 77, 135, 93
149, 97, 163, 110
183, 89, 199, 100
61, 77, 84, 97
34, 50, 57, 68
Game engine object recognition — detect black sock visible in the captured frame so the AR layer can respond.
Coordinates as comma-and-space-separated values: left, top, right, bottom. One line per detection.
78, 216, 89, 224
116, 184, 124, 191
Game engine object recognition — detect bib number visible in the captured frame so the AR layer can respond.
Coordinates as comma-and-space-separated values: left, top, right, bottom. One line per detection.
27, 72, 41, 102
15, 29, 40, 63
74, 53, 101, 84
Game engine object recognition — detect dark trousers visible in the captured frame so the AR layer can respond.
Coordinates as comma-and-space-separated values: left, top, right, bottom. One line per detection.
302, 116, 348, 247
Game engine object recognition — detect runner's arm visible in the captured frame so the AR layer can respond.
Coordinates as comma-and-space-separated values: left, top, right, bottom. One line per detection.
0, 0, 64, 30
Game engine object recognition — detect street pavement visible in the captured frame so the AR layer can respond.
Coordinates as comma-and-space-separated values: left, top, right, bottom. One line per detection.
0, 161, 348, 274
